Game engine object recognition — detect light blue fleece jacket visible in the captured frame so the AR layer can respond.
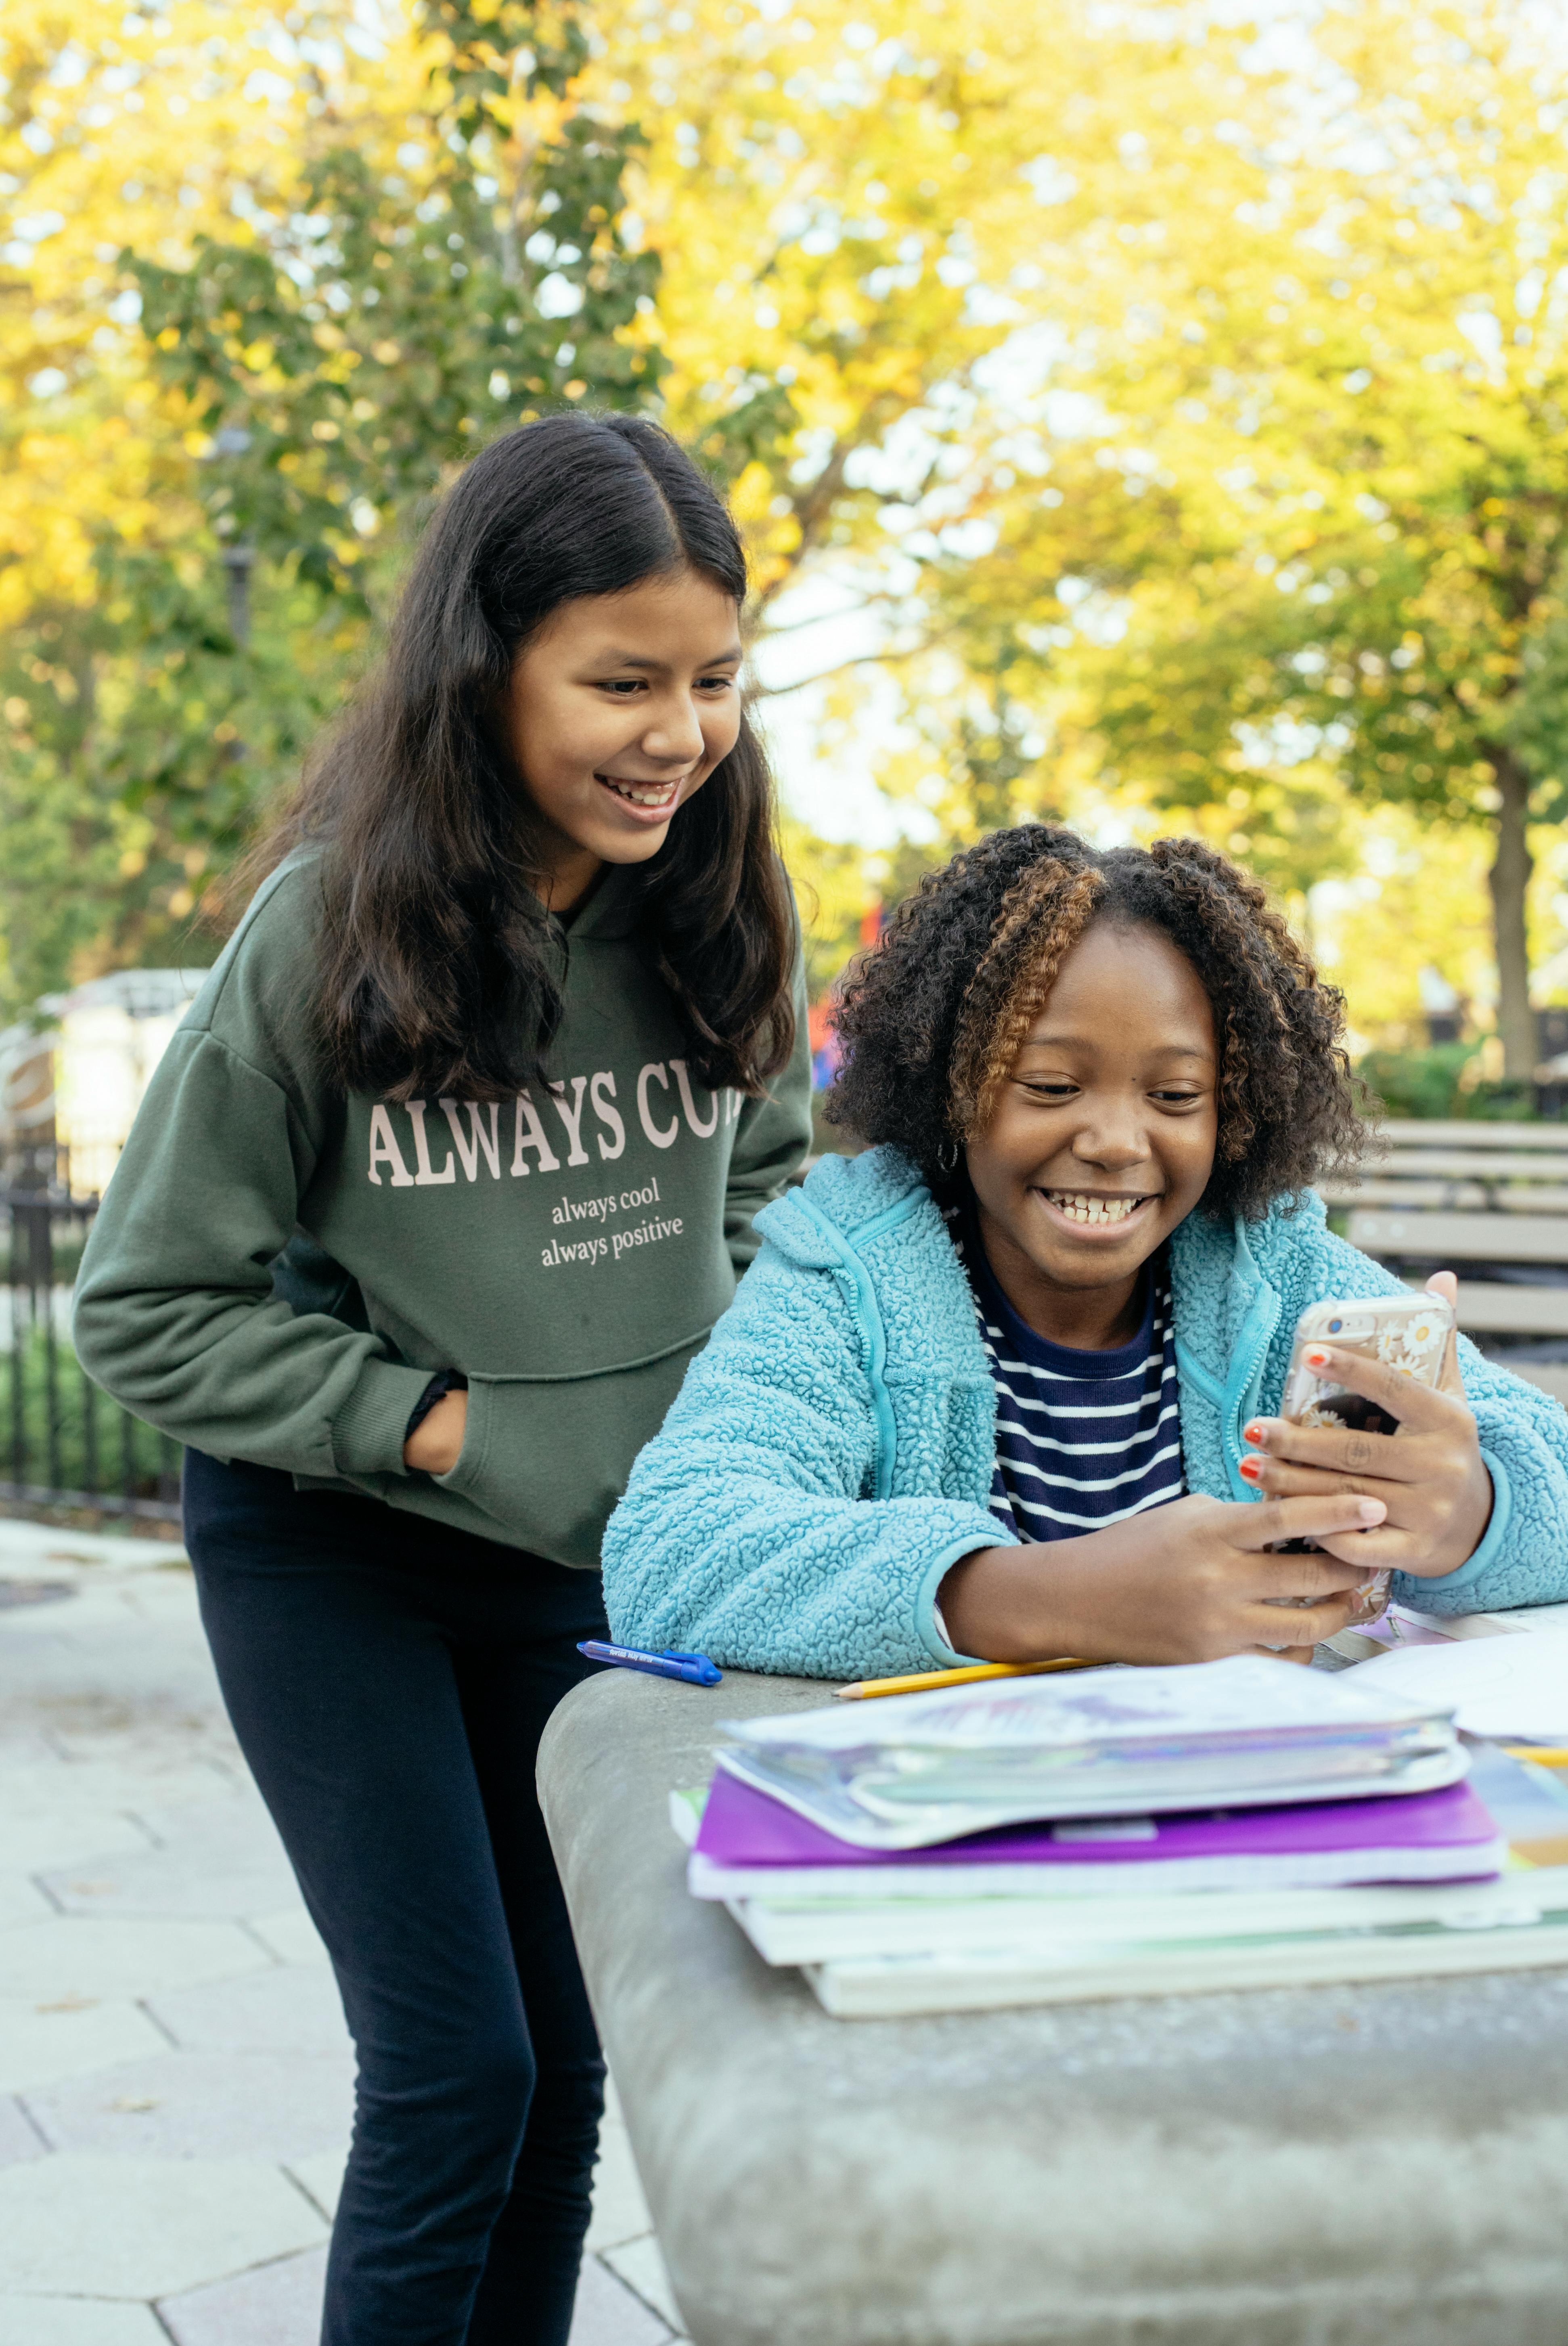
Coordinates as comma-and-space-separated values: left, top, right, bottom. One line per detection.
602, 1146, 1568, 1679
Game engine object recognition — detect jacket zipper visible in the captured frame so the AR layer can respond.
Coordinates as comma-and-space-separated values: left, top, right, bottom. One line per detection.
1225, 1286, 1281, 1499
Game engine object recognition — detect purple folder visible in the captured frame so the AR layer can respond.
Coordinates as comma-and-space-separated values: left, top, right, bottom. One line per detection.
695, 1764, 1498, 1870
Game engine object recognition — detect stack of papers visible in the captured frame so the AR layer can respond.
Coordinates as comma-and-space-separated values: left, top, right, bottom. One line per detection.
681, 1656, 1568, 2019
1344, 1627, 1568, 1744
714, 1656, 1467, 1850
1328, 1595, 1568, 1664
682, 1767, 1507, 1904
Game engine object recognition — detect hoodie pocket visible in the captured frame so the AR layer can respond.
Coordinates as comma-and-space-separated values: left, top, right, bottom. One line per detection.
432, 1349, 704, 1566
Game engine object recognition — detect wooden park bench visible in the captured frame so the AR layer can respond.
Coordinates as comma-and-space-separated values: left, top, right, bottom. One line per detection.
1319, 1120, 1568, 1406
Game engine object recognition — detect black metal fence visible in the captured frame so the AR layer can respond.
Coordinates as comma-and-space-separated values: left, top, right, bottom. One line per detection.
2, 1182, 179, 1517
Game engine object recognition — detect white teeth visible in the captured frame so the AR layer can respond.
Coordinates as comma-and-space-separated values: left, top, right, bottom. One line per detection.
602, 776, 679, 808
1046, 1192, 1143, 1226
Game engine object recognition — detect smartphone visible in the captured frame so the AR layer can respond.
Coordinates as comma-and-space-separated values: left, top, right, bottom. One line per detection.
1281, 1292, 1455, 1432
1265, 1291, 1455, 1593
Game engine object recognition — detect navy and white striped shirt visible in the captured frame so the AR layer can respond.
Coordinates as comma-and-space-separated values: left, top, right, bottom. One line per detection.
958, 1224, 1185, 1541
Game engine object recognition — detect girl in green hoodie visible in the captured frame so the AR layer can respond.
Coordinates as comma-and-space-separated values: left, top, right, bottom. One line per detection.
74, 414, 812, 2346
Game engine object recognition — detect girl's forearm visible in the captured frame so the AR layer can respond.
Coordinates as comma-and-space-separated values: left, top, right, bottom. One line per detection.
939, 1497, 1382, 1667
937, 1540, 1105, 1663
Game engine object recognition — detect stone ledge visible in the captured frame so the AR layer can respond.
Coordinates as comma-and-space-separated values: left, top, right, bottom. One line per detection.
538, 1665, 1568, 2346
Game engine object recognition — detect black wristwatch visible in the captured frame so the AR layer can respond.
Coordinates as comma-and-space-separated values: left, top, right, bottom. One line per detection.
404, 1369, 468, 1442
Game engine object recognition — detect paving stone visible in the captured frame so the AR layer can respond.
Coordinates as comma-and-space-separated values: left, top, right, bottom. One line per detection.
158, 2244, 327, 2346
0, 1871, 53, 1929
287, 2143, 347, 2221
130, 1787, 282, 1853
0, 1605, 90, 1650
5, 1756, 241, 1819
0, 1522, 186, 1577
0, 1917, 268, 2002
247, 1905, 327, 1966
586, 2118, 655, 2252
0, 2093, 45, 2170
0, 1806, 153, 1877
0, 1587, 227, 1762
157, 2243, 685, 2346
147, 1962, 351, 2056
0, 1996, 169, 2096
0, 1626, 212, 1713
601, 2237, 685, 2334
0, 2153, 326, 2298
13, 1705, 237, 1769
0, 2297, 170, 2344
1, 1581, 224, 1697
39, 1798, 299, 1921
570, 2252, 680, 2345
0, 1588, 173, 1648
0, 1565, 78, 1603
23, 2048, 355, 2162
42, 1734, 242, 1783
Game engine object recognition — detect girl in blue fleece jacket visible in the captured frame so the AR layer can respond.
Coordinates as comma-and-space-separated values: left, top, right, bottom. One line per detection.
603, 828, 1568, 1678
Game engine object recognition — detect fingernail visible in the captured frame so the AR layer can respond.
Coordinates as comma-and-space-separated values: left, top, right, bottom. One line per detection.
1238, 1457, 1262, 1482
1304, 1348, 1331, 1369
1243, 1421, 1265, 1446
1357, 1499, 1384, 1522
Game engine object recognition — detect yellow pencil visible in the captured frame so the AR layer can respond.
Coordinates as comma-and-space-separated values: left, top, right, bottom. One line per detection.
834, 1657, 1093, 1701
1502, 1746, 1568, 1768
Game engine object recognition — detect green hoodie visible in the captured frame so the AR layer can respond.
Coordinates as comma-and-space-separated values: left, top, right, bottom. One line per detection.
73, 853, 812, 1568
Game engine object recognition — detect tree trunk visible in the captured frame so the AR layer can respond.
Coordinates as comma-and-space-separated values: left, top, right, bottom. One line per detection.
1485, 743, 1536, 1083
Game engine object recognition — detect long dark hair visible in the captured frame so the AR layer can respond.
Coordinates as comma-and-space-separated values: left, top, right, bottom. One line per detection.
245, 413, 796, 1101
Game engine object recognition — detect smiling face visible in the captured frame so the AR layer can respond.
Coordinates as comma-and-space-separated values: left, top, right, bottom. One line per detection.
504, 566, 743, 910
963, 919, 1219, 1347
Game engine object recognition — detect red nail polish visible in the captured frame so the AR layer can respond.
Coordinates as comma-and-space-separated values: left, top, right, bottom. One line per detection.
1304, 1348, 1330, 1369
1243, 1421, 1263, 1445
1239, 1457, 1261, 1482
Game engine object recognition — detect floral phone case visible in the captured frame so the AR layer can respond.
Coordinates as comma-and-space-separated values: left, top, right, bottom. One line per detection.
1281, 1294, 1455, 1431
1266, 1291, 1455, 1589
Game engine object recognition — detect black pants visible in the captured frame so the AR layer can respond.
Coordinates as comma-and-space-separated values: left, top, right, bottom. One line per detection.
183, 1450, 610, 2346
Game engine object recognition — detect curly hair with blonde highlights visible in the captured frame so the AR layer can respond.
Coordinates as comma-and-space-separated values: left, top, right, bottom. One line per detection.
948, 859, 1104, 1138
824, 824, 1371, 1221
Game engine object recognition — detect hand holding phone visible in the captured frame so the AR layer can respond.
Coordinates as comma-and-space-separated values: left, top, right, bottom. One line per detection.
1241, 1273, 1494, 1583
937, 1490, 1392, 1668
1264, 1286, 1456, 1589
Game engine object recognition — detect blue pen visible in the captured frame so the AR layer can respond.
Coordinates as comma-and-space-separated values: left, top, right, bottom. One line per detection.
578, 1639, 722, 1688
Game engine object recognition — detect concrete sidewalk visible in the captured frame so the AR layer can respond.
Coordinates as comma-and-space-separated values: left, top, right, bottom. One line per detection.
0, 1515, 686, 2344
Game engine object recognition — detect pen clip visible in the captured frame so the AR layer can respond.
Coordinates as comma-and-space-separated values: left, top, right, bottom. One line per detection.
664, 1649, 723, 1686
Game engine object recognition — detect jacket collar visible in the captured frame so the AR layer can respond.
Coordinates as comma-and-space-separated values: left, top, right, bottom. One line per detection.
1170, 1208, 1283, 1497
755, 1145, 929, 1268
767, 1149, 1293, 1499
773, 1149, 1279, 1335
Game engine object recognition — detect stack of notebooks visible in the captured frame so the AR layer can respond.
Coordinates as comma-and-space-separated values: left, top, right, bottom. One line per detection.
1327, 1594, 1568, 1667
672, 1656, 1568, 2018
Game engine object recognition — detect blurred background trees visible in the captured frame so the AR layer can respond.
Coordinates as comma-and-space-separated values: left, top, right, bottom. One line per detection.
1, 0, 666, 1007
4, 0, 1568, 1095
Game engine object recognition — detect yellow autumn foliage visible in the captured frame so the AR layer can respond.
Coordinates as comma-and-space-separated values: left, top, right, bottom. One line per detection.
2, 0, 1565, 1071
